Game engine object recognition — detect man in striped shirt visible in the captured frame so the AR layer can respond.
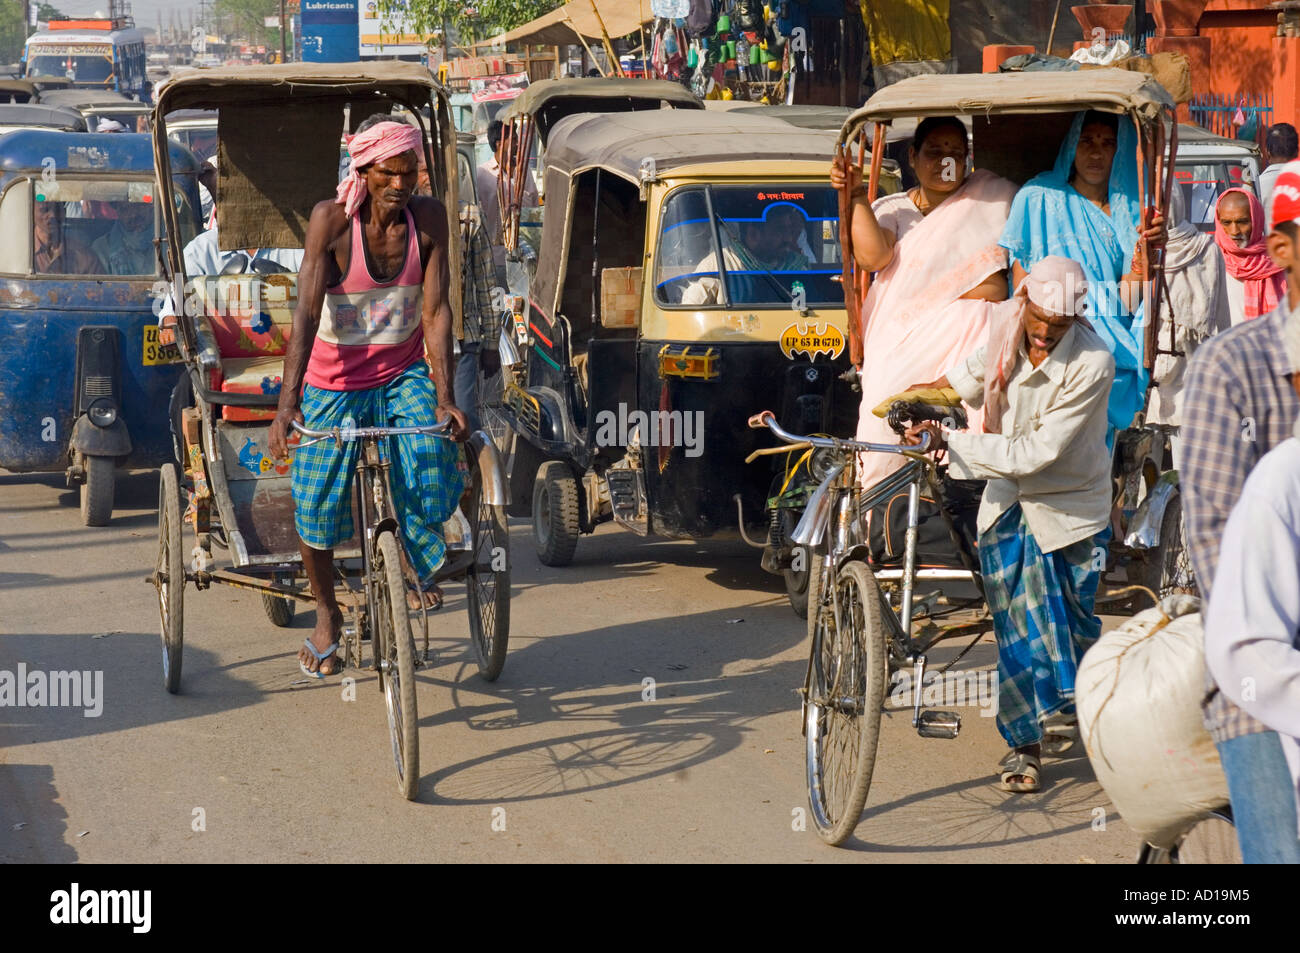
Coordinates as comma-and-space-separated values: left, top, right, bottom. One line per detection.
1181, 159, 1300, 861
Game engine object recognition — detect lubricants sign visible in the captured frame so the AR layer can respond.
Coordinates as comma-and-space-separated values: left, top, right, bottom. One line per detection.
301, 0, 360, 62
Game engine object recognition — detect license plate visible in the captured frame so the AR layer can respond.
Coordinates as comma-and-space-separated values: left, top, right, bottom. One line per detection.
142, 325, 181, 366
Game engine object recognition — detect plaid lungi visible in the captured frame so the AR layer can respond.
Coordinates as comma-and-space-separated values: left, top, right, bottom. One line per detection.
291, 361, 466, 584
979, 503, 1109, 748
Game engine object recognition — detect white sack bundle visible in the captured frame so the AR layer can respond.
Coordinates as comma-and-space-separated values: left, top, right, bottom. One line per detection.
1076, 595, 1229, 848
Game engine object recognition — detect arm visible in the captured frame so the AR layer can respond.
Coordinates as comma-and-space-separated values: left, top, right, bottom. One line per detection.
415, 197, 468, 440
945, 354, 1112, 480
1178, 348, 1249, 594
831, 153, 896, 273
268, 200, 339, 459
1205, 478, 1300, 737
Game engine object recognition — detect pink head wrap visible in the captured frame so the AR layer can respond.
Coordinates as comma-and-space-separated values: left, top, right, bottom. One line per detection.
1214, 187, 1284, 320
335, 120, 424, 218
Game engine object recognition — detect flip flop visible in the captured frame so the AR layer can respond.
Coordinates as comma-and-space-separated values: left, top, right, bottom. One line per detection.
299, 637, 340, 679
1041, 712, 1079, 756
407, 583, 443, 611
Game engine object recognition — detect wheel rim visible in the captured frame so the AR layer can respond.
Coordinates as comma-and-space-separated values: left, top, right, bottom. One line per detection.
807, 572, 867, 832
375, 548, 406, 782
157, 475, 172, 679
536, 484, 551, 547
468, 476, 499, 658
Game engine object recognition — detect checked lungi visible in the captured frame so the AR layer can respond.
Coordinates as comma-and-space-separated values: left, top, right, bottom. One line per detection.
978, 503, 1109, 748
291, 361, 466, 584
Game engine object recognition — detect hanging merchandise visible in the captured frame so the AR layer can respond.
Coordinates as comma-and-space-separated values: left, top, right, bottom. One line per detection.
686, 0, 716, 38
735, 0, 762, 31
651, 0, 690, 17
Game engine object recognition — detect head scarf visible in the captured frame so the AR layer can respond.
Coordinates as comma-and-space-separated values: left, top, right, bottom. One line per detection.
998, 110, 1146, 434
1160, 185, 1224, 339
334, 120, 423, 219
1214, 187, 1283, 320
983, 256, 1089, 434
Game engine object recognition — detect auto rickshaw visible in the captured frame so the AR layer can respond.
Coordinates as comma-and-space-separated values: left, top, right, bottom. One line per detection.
0, 129, 204, 524
484, 108, 884, 573
834, 69, 1187, 606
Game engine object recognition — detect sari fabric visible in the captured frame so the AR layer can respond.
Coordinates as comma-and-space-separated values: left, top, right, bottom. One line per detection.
855, 168, 1018, 488
998, 111, 1147, 434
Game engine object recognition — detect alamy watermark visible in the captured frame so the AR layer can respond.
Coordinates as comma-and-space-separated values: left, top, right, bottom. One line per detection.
593, 403, 704, 458
0, 663, 103, 718
888, 668, 998, 718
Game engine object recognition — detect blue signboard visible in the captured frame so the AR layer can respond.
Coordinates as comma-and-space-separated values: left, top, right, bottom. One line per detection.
301, 0, 360, 62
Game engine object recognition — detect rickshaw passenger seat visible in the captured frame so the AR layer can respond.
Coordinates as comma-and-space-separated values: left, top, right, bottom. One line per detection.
187, 274, 297, 423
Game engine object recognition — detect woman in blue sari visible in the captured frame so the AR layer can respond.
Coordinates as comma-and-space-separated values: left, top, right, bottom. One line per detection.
999, 111, 1164, 435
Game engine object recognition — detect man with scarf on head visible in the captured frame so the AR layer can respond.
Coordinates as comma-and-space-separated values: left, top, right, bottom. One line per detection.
1214, 187, 1286, 326
269, 113, 467, 678
1181, 160, 1300, 862
903, 257, 1116, 794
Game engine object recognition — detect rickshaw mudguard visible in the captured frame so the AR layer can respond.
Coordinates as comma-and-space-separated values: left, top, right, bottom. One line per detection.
70, 414, 132, 457
468, 430, 507, 507
1124, 470, 1180, 551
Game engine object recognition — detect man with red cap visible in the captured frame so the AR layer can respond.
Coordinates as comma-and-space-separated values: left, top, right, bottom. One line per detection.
903, 256, 1116, 793
1181, 159, 1300, 862
269, 113, 467, 678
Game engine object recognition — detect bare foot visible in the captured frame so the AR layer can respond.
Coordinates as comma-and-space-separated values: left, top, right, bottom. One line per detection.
298, 607, 343, 675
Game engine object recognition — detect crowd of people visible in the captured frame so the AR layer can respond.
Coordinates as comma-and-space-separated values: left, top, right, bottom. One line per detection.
836, 111, 1300, 861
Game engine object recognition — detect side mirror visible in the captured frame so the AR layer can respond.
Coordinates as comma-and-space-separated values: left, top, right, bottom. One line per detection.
600, 266, 642, 329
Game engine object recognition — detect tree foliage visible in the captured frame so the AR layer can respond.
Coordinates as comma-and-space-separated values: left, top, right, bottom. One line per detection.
214, 0, 286, 44
387, 0, 564, 47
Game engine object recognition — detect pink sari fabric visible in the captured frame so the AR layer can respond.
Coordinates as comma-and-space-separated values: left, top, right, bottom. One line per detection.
855, 169, 1018, 487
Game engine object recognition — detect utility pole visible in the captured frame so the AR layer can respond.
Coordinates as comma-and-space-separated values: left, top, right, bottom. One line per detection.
279, 0, 287, 62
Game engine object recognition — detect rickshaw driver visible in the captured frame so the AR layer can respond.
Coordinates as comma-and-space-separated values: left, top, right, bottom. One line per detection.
681, 204, 813, 305
268, 118, 468, 678
33, 198, 100, 275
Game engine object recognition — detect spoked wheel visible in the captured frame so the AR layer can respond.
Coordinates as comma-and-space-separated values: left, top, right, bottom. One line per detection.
1137, 809, 1240, 864
1155, 493, 1196, 598
373, 530, 419, 800
155, 463, 185, 694
465, 457, 510, 681
805, 559, 887, 846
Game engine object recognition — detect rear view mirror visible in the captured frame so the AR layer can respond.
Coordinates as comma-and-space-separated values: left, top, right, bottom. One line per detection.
600, 267, 642, 329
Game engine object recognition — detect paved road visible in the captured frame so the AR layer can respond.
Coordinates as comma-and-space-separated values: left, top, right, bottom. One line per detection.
0, 466, 1142, 863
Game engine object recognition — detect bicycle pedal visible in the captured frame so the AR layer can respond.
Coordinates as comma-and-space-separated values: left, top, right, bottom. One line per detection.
915, 709, 961, 739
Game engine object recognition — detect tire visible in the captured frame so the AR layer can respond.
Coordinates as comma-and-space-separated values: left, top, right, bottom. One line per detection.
1136, 493, 1197, 602
466, 458, 510, 680
782, 510, 810, 619
81, 455, 115, 526
374, 531, 419, 800
805, 559, 887, 846
1137, 810, 1240, 864
261, 591, 296, 627
532, 460, 580, 567
155, 463, 185, 694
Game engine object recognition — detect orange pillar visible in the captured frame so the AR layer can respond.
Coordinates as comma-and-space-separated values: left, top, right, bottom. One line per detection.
1276, 36, 1300, 132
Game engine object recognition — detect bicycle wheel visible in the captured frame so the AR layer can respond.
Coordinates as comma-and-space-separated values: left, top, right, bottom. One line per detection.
805, 559, 887, 846
155, 462, 184, 694
374, 530, 419, 800
465, 456, 510, 680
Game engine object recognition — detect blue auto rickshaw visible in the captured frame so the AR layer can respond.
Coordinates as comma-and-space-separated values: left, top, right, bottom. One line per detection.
0, 130, 204, 524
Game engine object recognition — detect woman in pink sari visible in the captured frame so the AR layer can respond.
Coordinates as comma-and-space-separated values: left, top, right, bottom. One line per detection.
832, 117, 1019, 486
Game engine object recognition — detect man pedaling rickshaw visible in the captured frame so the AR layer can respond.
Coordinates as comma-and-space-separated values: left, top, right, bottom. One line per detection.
267, 117, 468, 678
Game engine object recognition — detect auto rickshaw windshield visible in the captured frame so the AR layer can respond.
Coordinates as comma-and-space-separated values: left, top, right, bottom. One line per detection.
655, 184, 842, 309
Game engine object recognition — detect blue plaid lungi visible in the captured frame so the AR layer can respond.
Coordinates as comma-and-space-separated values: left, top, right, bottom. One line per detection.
291, 361, 466, 584
978, 503, 1109, 748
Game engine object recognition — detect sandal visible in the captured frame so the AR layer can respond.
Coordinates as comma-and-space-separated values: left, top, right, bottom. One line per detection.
1041, 713, 1078, 756
407, 583, 444, 611
997, 750, 1041, 793
299, 638, 341, 679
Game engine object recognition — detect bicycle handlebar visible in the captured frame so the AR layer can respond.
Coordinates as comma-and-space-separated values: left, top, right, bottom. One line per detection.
749, 410, 931, 455
291, 419, 452, 448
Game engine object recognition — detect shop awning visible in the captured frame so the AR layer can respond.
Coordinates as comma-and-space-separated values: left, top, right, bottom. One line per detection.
475, 0, 653, 49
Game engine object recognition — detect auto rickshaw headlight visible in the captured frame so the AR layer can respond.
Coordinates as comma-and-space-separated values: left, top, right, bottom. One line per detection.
87, 399, 118, 428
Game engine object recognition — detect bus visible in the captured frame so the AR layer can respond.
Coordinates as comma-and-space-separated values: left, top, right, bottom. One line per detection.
22, 19, 147, 101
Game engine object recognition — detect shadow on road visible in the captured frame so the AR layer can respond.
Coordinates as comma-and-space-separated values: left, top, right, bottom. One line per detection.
0, 763, 78, 863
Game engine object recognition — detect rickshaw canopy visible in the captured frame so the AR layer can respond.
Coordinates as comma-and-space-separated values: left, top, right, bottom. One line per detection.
840, 68, 1176, 144
499, 77, 701, 140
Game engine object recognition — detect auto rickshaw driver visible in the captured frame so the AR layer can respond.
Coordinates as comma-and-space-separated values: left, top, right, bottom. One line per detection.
681, 203, 813, 305
33, 197, 99, 275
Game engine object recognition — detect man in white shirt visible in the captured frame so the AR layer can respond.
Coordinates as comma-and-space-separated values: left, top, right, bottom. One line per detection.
905, 256, 1115, 794
1260, 123, 1298, 209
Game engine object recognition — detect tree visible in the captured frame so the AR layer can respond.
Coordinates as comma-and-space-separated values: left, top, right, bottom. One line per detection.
214, 0, 284, 45
35, 3, 65, 19
388, 0, 563, 48
0, 1, 24, 66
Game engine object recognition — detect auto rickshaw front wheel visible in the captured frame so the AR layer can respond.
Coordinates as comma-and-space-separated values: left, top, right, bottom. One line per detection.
532, 461, 580, 567
80, 454, 115, 526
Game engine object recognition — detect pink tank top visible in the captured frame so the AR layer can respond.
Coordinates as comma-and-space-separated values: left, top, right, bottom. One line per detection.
304, 206, 426, 391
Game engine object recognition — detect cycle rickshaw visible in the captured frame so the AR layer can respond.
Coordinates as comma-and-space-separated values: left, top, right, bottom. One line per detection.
751, 69, 1183, 845
146, 63, 511, 801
